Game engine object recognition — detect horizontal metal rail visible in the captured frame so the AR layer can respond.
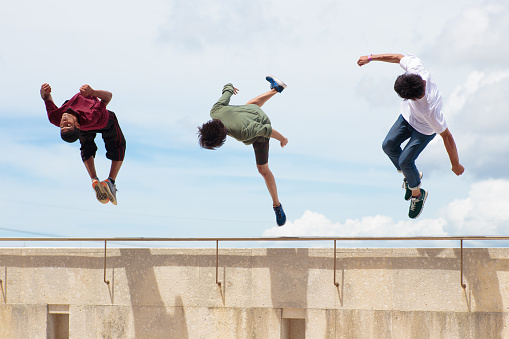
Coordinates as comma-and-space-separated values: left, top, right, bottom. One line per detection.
0, 236, 507, 290
0, 235, 508, 242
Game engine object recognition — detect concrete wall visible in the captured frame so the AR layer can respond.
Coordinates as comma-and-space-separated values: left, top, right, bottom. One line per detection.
0, 247, 508, 338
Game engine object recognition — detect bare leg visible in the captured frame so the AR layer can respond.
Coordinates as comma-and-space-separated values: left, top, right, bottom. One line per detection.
83, 157, 98, 179
83, 157, 122, 181
108, 161, 123, 181
257, 163, 280, 207
246, 89, 278, 107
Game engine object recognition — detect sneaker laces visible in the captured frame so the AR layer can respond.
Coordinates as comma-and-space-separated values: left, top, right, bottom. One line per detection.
107, 180, 118, 193
402, 178, 408, 189
410, 199, 418, 211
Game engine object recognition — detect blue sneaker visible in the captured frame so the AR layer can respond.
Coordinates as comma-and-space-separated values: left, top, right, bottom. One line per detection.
273, 204, 286, 226
266, 75, 287, 93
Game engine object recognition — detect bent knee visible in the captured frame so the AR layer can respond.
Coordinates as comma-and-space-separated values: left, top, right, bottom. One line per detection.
382, 138, 394, 154
257, 164, 271, 176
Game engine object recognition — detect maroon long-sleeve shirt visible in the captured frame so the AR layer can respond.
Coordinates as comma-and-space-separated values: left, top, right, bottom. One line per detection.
45, 93, 109, 131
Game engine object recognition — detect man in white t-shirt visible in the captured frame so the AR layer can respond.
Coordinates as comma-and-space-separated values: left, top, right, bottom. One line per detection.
357, 53, 464, 218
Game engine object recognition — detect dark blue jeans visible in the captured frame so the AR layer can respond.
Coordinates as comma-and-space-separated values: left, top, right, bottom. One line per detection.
382, 115, 435, 189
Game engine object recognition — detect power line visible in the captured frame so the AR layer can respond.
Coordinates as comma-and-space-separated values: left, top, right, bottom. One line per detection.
0, 198, 270, 224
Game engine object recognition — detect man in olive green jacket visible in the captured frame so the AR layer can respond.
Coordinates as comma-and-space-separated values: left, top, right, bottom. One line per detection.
198, 76, 288, 226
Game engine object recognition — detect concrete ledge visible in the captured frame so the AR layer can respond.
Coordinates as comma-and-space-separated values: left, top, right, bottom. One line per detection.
0, 247, 508, 338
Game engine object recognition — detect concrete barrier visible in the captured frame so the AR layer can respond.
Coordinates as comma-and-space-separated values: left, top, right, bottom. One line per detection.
0, 247, 507, 338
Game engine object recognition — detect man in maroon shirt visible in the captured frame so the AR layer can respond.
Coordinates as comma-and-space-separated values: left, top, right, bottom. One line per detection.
40, 83, 126, 205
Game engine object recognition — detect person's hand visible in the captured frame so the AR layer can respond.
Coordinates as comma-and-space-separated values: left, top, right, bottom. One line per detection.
357, 56, 371, 66
280, 137, 288, 148
40, 83, 51, 100
452, 163, 465, 176
233, 87, 239, 95
80, 84, 94, 97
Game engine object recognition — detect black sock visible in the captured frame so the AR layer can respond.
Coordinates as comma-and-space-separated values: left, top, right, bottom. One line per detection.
109, 177, 115, 184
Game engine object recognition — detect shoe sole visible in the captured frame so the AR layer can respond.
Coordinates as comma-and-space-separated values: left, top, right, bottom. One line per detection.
266, 75, 287, 91
277, 216, 286, 227
101, 182, 117, 206
93, 182, 109, 204
409, 190, 428, 219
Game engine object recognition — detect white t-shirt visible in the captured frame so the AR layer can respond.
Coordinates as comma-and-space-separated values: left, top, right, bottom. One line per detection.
399, 54, 447, 135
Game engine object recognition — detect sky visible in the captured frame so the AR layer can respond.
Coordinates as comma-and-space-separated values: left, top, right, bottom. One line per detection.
1, 0, 509, 248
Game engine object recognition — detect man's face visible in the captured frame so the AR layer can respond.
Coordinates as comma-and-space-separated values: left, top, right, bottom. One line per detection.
60, 112, 79, 133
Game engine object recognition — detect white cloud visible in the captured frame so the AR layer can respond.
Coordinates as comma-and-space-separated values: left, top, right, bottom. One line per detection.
355, 74, 399, 109
443, 179, 509, 234
421, 68, 509, 179
435, 4, 509, 65
445, 71, 485, 118
447, 71, 509, 178
263, 210, 447, 238
264, 179, 509, 239
446, 70, 509, 119
157, 0, 274, 51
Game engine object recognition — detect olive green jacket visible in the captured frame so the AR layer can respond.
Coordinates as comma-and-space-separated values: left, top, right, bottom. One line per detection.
210, 83, 272, 145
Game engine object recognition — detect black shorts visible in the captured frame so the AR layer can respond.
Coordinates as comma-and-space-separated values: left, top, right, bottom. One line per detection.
79, 111, 126, 162
253, 138, 269, 165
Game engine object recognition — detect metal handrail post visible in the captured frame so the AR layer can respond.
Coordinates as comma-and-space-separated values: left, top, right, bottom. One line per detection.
333, 240, 339, 287
460, 239, 466, 288
216, 240, 221, 287
104, 241, 110, 285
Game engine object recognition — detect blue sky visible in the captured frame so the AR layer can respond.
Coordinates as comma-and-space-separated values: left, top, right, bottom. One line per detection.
1, 0, 509, 248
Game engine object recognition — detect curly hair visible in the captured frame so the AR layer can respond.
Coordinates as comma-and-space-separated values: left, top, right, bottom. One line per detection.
394, 73, 425, 100
60, 128, 80, 143
198, 119, 227, 150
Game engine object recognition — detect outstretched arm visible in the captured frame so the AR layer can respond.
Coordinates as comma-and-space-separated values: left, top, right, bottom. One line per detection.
217, 84, 238, 105
440, 128, 464, 175
357, 53, 404, 66
41, 83, 62, 126
80, 84, 112, 106
211, 84, 238, 114
270, 129, 288, 148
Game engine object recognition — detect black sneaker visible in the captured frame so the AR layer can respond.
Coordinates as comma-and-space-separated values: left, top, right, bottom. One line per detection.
273, 204, 286, 226
408, 189, 428, 219
403, 172, 423, 201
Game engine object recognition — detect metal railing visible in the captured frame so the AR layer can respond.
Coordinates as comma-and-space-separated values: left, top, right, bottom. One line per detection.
1, 235, 508, 289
